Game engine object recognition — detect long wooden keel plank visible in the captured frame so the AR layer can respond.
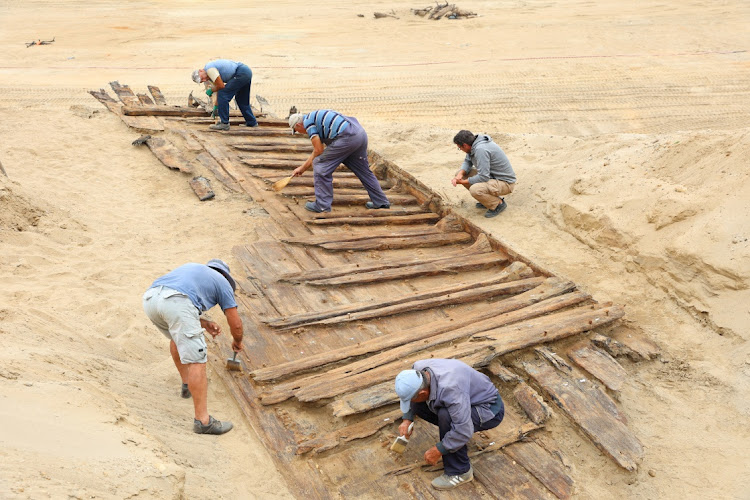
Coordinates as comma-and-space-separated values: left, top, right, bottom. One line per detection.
522, 360, 643, 471
265, 261, 532, 328
319, 231, 470, 251
266, 304, 623, 404
305, 213, 440, 226
253, 277, 580, 382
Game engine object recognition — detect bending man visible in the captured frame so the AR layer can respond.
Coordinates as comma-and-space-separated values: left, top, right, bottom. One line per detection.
395, 358, 504, 490
142, 259, 243, 435
289, 110, 390, 213
192, 59, 258, 130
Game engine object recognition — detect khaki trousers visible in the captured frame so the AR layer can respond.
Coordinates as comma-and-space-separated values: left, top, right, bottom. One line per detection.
469, 179, 515, 210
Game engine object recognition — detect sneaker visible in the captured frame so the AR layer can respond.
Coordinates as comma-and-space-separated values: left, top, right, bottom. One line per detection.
245, 122, 259, 127
365, 201, 391, 209
484, 199, 507, 218
475, 202, 485, 209
304, 201, 330, 213
181, 383, 191, 399
209, 122, 230, 131
193, 416, 233, 435
431, 466, 474, 490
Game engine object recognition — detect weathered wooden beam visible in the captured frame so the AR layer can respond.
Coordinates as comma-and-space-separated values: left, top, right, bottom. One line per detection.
240, 157, 315, 168
309, 251, 505, 287
308, 206, 426, 219
504, 440, 574, 500
123, 105, 210, 117
320, 231, 470, 251
132, 135, 194, 174
306, 212, 440, 226
109, 81, 140, 106
214, 128, 300, 137
299, 277, 545, 328
89, 89, 163, 132
188, 176, 215, 201
522, 359, 643, 471
264, 261, 532, 328
513, 383, 553, 425
568, 344, 627, 392
195, 152, 242, 192
252, 276, 580, 382
246, 168, 356, 179
234, 144, 313, 153
473, 451, 553, 500
147, 85, 167, 105
136, 93, 154, 105
330, 381, 395, 417
295, 410, 401, 455
279, 303, 624, 404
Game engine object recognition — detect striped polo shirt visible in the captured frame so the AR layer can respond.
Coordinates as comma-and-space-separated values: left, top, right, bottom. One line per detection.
303, 110, 350, 141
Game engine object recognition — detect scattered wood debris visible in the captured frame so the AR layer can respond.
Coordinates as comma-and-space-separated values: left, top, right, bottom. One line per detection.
25, 37, 55, 48
373, 10, 399, 19
412, 2, 477, 19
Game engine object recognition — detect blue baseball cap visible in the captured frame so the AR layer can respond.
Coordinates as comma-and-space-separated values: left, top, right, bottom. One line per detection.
207, 259, 236, 292
395, 369, 423, 413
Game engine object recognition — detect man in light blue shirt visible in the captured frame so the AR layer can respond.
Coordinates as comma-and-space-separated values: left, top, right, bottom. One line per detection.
143, 259, 244, 435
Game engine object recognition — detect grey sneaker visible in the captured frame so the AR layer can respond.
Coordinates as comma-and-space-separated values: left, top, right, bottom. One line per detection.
365, 201, 390, 209
209, 122, 230, 131
475, 202, 485, 209
181, 383, 191, 399
193, 416, 233, 435
484, 199, 507, 218
431, 466, 474, 490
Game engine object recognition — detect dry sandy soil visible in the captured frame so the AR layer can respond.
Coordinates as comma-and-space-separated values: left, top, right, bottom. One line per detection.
1, 1, 749, 498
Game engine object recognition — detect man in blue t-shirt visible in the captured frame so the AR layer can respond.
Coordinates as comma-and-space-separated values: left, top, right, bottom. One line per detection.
191, 59, 258, 130
288, 110, 390, 213
142, 259, 244, 435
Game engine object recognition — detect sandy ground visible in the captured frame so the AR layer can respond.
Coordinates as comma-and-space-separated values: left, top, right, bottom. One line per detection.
1, 1, 749, 498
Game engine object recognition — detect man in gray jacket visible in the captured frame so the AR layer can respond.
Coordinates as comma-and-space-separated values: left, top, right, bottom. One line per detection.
451, 130, 516, 218
395, 359, 505, 490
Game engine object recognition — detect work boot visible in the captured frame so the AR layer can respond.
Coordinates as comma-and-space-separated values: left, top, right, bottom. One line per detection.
181, 383, 191, 399
484, 199, 507, 218
304, 201, 330, 213
431, 466, 473, 490
193, 416, 233, 435
209, 122, 230, 131
365, 201, 390, 209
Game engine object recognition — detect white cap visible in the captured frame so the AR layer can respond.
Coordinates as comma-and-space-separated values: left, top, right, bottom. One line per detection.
191, 69, 201, 84
395, 369, 423, 413
288, 113, 304, 130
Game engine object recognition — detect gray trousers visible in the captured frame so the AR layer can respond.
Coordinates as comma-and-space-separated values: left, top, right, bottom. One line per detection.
311, 117, 390, 211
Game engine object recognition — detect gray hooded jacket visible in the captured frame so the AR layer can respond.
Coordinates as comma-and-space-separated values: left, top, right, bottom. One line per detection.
460, 134, 516, 185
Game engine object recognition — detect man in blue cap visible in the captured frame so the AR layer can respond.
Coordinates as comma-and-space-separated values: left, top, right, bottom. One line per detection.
395, 359, 504, 490
142, 259, 244, 435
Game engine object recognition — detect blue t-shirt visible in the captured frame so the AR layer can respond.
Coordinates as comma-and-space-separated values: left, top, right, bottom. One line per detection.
204, 59, 240, 83
303, 110, 350, 142
149, 263, 237, 312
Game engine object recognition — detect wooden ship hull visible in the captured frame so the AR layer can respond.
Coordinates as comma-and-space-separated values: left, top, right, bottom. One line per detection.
91, 82, 659, 499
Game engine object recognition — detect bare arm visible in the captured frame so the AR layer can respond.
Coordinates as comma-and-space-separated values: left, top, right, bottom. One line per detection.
293, 136, 325, 176
223, 307, 244, 352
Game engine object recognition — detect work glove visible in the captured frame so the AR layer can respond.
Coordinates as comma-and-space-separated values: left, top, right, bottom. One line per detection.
205, 88, 213, 97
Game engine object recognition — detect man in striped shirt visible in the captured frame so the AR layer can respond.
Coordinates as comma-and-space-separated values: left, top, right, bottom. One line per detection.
289, 110, 390, 213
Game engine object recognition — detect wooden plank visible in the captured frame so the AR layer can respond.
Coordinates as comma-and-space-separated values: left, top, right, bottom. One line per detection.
88, 89, 164, 132
308, 206, 427, 219
330, 381, 394, 417
504, 440, 574, 500
265, 261, 534, 328
136, 93, 154, 105
252, 276, 581, 382
281, 215, 462, 245
213, 128, 300, 137
513, 383, 553, 425
240, 157, 319, 168
319, 231, 471, 251
266, 176, 395, 190
473, 451, 554, 500
188, 175, 215, 201
147, 85, 168, 105
109, 81, 140, 106
522, 360, 643, 471
276, 304, 624, 404
298, 277, 545, 328
234, 144, 313, 153
295, 410, 401, 455
486, 361, 524, 384
132, 135, 194, 174
306, 213, 440, 226
310, 252, 505, 287
568, 344, 627, 391
195, 152, 242, 193
319, 193, 419, 209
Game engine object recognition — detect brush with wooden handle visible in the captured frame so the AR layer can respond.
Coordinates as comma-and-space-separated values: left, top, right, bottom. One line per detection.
271, 175, 294, 192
